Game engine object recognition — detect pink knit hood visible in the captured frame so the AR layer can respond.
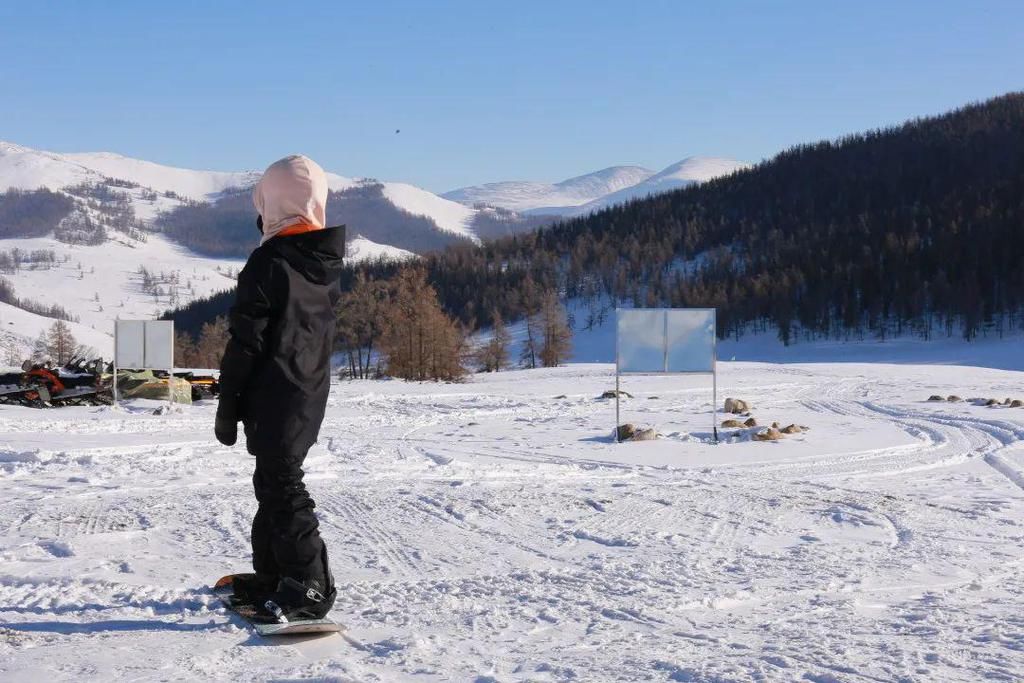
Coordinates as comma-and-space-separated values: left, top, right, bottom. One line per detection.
252, 155, 329, 245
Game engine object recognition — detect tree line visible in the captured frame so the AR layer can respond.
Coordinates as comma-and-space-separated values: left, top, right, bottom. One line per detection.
0, 276, 79, 322
169, 92, 1024, 358
174, 266, 573, 380
0, 189, 75, 239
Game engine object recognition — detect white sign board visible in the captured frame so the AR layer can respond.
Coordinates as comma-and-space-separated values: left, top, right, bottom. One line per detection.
115, 320, 174, 370
615, 308, 718, 442
616, 309, 665, 373
617, 309, 715, 373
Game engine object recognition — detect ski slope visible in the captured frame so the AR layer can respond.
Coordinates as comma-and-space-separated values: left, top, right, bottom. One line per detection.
1, 358, 1023, 681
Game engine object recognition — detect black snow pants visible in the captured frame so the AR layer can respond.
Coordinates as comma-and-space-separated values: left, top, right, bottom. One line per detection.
251, 448, 331, 586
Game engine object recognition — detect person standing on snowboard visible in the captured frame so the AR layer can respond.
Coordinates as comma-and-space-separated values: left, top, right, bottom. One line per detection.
214, 154, 345, 621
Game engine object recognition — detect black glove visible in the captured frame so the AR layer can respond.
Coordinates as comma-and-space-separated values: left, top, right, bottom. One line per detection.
215, 393, 240, 446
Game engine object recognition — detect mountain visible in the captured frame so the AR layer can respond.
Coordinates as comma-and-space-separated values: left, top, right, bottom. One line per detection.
0, 140, 550, 251
568, 157, 748, 215
443, 165, 655, 214
443, 157, 747, 216
352, 92, 1024, 346
0, 141, 498, 358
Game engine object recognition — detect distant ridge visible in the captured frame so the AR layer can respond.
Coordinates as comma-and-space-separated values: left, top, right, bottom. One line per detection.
443, 157, 747, 216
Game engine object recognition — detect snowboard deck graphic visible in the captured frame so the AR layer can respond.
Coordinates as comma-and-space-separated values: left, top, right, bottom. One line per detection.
212, 573, 344, 636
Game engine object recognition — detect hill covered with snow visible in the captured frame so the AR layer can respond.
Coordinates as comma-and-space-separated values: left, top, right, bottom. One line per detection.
570, 157, 749, 215
444, 157, 747, 216
443, 165, 656, 214
0, 140, 544, 248
0, 141, 530, 358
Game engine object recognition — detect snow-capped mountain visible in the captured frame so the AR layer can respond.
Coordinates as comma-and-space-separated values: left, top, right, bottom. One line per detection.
569, 157, 748, 215
443, 165, 655, 214
0, 140, 494, 243
444, 157, 748, 216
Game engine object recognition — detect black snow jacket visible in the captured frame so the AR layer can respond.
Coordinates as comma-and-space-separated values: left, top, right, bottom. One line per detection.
218, 226, 346, 455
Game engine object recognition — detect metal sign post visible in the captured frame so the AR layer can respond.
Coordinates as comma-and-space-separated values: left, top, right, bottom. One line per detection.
112, 323, 119, 405
614, 308, 718, 443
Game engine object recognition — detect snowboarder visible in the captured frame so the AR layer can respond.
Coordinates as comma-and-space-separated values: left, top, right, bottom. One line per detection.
214, 154, 345, 621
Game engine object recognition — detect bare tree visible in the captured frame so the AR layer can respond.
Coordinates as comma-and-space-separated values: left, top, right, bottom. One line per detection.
335, 273, 389, 379
475, 311, 510, 372
4, 342, 24, 366
518, 279, 542, 369
39, 320, 78, 365
174, 331, 199, 368
194, 316, 230, 369
379, 268, 467, 381
538, 291, 572, 367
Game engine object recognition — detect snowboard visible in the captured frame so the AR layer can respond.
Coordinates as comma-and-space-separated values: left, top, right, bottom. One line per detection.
212, 573, 344, 637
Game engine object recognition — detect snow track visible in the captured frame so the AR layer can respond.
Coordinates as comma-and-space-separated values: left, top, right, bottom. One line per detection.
1, 362, 1024, 681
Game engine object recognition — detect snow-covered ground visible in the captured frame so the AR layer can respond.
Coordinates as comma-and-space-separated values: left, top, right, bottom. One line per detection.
2, 358, 1023, 681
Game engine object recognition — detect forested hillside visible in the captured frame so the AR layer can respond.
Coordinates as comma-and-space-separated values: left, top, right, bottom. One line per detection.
0, 189, 75, 239
170, 93, 1024, 343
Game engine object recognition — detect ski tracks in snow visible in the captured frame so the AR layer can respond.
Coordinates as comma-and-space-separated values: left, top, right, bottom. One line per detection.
2, 365, 1024, 680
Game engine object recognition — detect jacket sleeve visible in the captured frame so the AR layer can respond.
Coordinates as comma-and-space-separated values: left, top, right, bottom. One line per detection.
219, 253, 277, 402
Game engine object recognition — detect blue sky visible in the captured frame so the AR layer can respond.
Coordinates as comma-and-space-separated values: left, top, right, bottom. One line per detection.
1, 1, 1020, 192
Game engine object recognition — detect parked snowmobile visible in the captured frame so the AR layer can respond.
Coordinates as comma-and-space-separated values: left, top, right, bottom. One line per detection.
0, 358, 111, 407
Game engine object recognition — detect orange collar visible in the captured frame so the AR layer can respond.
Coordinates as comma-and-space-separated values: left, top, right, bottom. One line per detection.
274, 222, 321, 239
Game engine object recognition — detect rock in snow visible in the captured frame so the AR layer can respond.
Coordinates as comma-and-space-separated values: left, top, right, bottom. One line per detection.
754, 427, 784, 441
724, 397, 751, 413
